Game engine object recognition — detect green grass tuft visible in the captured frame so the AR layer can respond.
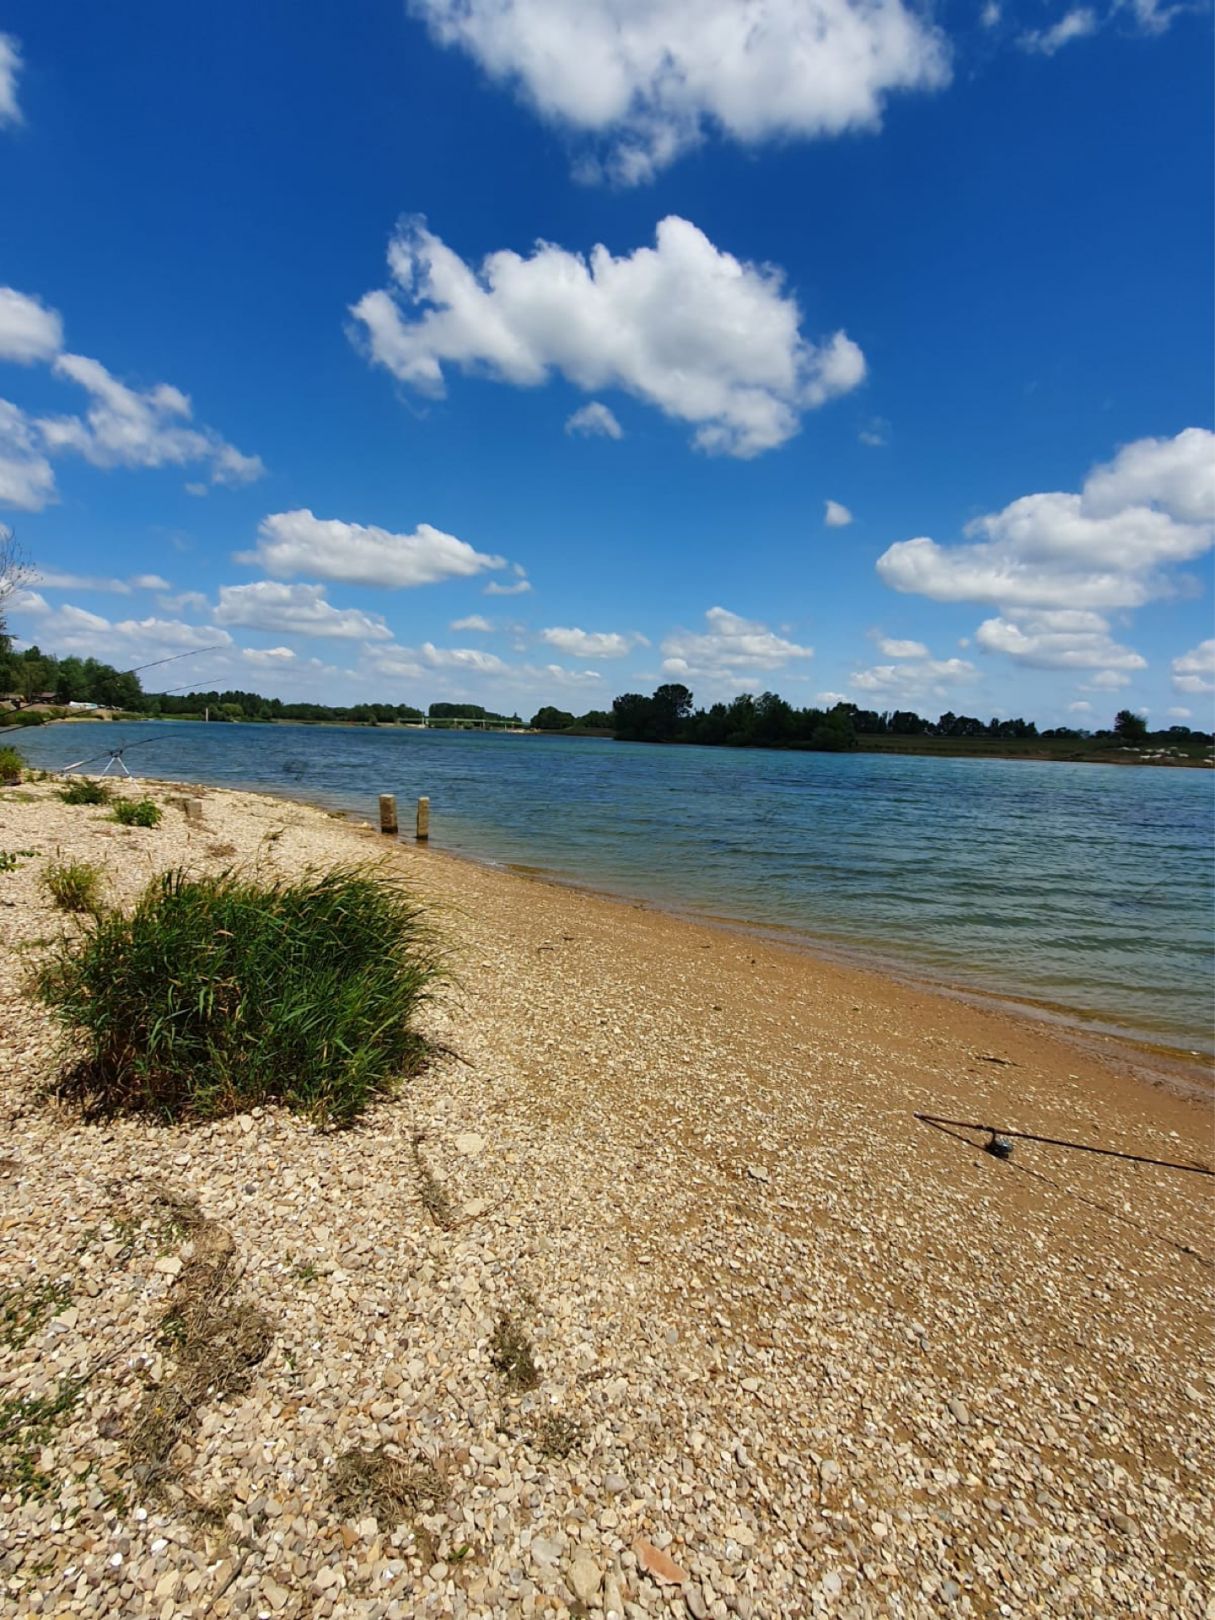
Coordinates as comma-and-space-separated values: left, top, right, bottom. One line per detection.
41, 857, 105, 914
0, 745, 24, 784
112, 797, 162, 827
37, 863, 439, 1125
59, 777, 111, 806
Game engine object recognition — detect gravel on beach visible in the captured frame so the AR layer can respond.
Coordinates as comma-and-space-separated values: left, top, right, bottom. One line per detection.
0, 778, 1211, 1619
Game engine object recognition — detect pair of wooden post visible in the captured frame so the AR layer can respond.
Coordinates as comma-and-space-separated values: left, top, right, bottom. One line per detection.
379, 794, 428, 841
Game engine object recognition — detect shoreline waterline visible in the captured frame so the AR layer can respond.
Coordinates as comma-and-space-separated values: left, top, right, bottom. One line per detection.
9, 720, 1214, 1060
58, 768, 1215, 1097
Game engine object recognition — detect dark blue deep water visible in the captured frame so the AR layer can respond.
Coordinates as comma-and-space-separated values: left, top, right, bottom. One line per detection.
15, 722, 1215, 1053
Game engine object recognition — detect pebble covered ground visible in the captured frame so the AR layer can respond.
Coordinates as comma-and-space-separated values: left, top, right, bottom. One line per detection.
0, 776, 1211, 1619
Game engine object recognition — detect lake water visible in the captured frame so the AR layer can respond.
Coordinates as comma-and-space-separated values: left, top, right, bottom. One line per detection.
13, 721, 1215, 1054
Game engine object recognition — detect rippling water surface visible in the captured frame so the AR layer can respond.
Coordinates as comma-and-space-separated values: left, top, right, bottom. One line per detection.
15, 722, 1215, 1052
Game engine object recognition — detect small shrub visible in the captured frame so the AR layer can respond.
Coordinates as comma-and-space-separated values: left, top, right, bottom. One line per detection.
0, 848, 37, 873
112, 797, 162, 828
0, 745, 24, 785
37, 863, 439, 1124
41, 858, 105, 914
489, 1313, 539, 1392
59, 777, 111, 806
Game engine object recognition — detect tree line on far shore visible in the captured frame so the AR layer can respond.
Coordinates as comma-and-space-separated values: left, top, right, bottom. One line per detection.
2, 622, 1207, 754
529, 685, 1211, 752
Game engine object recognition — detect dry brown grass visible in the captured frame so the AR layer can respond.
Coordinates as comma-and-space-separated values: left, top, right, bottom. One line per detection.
128, 1193, 272, 1490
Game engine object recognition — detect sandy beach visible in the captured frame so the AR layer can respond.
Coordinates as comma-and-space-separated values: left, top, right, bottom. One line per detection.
0, 777, 1211, 1619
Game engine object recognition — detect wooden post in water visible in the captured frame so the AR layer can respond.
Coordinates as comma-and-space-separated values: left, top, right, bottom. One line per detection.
416, 796, 430, 842
379, 794, 398, 836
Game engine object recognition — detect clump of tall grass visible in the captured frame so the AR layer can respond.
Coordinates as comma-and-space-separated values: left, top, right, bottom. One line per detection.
40, 858, 105, 915
0, 746, 24, 785
37, 864, 439, 1125
112, 797, 162, 827
59, 777, 111, 806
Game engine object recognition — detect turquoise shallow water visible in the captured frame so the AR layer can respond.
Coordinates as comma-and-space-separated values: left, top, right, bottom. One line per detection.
13, 722, 1215, 1053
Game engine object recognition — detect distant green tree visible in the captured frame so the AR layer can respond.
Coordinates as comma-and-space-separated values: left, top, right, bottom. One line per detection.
811, 706, 859, 751
531, 705, 575, 731
1114, 709, 1149, 741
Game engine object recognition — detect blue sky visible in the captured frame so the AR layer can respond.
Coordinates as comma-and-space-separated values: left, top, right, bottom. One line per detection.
0, 0, 1212, 724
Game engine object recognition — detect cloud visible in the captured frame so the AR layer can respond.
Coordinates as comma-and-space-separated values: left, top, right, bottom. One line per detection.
214, 581, 392, 641
1083, 670, 1132, 690
0, 400, 56, 510
816, 690, 850, 705
0, 34, 22, 129
7, 595, 232, 667
351, 215, 865, 457
239, 508, 505, 589
1068, 700, 1092, 713
851, 656, 976, 698
420, 642, 508, 672
1019, 8, 1098, 54
661, 606, 813, 679
0, 289, 63, 363
528, 663, 603, 687
1171, 639, 1215, 695
875, 635, 928, 658
858, 416, 889, 447
241, 646, 297, 667
0, 286, 264, 505
1166, 706, 1192, 719
1119, 0, 1187, 33
484, 576, 533, 596
565, 401, 624, 440
540, 626, 646, 658
981, 2, 1001, 25
31, 567, 170, 595
876, 428, 1215, 613
824, 499, 853, 527
407, 0, 949, 183
974, 609, 1146, 671
450, 613, 492, 632
158, 590, 209, 614
38, 352, 266, 486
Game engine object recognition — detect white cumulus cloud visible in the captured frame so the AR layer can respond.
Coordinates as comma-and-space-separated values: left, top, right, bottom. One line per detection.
565, 401, 624, 439
39, 352, 266, 486
1171, 639, 1215, 695
421, 642, 507, 673
0, 401, 56, 510
852, 656, 976, 698
0, 289, 63, 363
351, 215, 865, 458
876, 428, 1214, 614
0, 286, 264, 507
239, 508, 506, 589
451, 614, 492, 632
214, 581, 392, 642
241, 646, 297, 667
0, 34, 22, 129
974, 609, 1147, 671
540, 626, 646, 658
661, 606, 813, 679
875, 635, 928, 658
6, 595, 232, 667
824, 499, 853, 527
407, 0, 949, 182
1019, 8, 1098, 54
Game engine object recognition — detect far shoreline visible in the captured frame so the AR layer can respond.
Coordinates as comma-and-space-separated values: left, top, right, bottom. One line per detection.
8, 710, 1215, 768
